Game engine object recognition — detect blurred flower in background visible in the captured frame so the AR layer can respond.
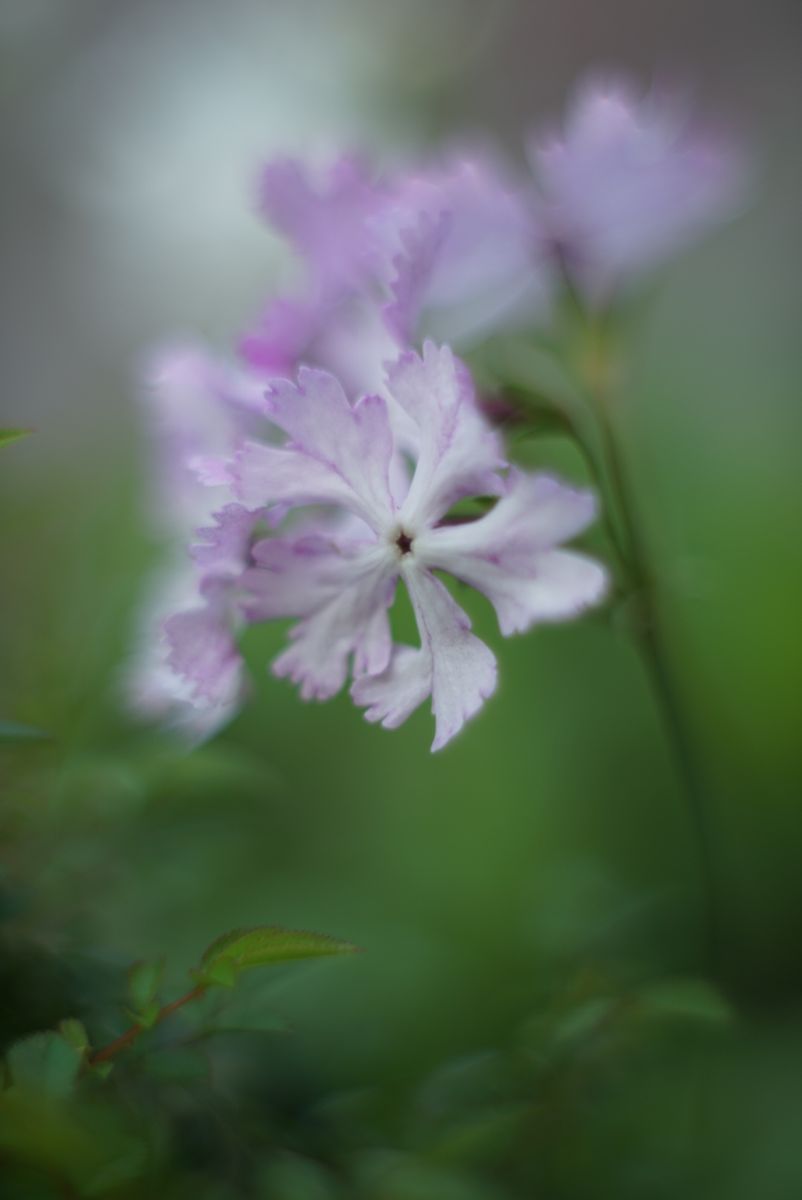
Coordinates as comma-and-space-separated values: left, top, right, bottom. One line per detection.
530, 75, 743, 302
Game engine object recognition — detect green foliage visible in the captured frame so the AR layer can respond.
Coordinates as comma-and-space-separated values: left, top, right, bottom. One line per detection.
127, 958, 165, 1027
193, 925, 360, 989
58, 1018, 90, 1054
634, 976, 735, 1026
0, 428, 31, 449
5, 1028, 84, 1097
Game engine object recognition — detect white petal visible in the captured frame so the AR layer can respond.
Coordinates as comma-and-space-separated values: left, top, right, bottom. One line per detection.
242, 535, 372, 622
271, 557, 397, 701
350, 645, 432, 730
262, 370, 396, 527
417, 470, 607, 635
405, 564, 497, 751
387, 342, 505, 530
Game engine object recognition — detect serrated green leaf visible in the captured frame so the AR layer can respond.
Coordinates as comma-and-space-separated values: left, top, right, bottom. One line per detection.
0, 720, 50, 742
194, 925, 359, 988
0, 428, 31, 449
6, 1031, 83, 1098
127, 958, 165, 1015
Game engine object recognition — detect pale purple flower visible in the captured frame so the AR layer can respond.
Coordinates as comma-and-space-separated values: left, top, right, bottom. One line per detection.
126, 563, 239, 742
241, 151, 550, 393
256, 153, 391, 298
185, 341, 606, 750
160, 503, 265, 718
240, 154, 397, 393
530, 77, 741, 301
383, 155, 549, 347
125, 345, 267, 736
139, 342, 267, 532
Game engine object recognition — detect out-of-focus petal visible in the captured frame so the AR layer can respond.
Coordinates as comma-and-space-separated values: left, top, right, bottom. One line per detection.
124, 563, 244, 742
258, 153, 390, 294
530, 77, 743, 298
140, 343, 265, 533
385, 156, 549, 345
165, 598, 242, 709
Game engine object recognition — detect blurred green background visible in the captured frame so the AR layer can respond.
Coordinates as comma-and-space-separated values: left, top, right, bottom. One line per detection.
1, 1, 801, 1196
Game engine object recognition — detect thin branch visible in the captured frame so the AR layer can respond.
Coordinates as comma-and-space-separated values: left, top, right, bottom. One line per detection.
88, 985, 206, 1067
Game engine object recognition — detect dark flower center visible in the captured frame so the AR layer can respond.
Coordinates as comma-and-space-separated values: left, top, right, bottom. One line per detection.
395, 530, 414, 556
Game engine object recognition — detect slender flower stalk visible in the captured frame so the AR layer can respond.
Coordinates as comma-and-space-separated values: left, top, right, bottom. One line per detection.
576, 316, 720, 972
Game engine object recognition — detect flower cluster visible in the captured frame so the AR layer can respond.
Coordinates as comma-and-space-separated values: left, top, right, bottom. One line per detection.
130, 77, 738, 748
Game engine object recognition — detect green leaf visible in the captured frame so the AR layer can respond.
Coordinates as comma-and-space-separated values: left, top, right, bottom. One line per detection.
195, 956, 239, 989
0, 428, 31, 449
635, 977, 735, 1026
58, 1019, 89, 1055
193, 925, 359, 989
127, 958, 165, 1016
0, 720, 50, 742
6, 1031, 83, 1098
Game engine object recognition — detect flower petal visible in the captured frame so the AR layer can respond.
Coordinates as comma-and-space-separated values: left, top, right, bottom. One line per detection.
242, 533, 374, 621
232, 368, 396, 529
164, 579, 244, 709
268, 547, 398, 701
191, 503, 265, 573
239, 296, 320, 376
258, 154, 388, 293
140, 343, 265, 533
360, 564, 497, 751
385, 156, 548, 346
417, 470, 607, 635
531, 78, 742, 298
350, 644, 432, 732
124, 564, 243, 742
382, 209, 450, 346
388, 342, 505, 529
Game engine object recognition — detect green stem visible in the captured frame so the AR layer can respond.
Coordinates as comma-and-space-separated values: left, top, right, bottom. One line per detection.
581, 329, 720, 973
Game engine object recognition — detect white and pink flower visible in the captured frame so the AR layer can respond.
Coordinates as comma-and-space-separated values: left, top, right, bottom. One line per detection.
164, 343, 606, 749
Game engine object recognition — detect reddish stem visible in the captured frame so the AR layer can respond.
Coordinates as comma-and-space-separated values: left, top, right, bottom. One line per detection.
88, 985, 205, 1066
